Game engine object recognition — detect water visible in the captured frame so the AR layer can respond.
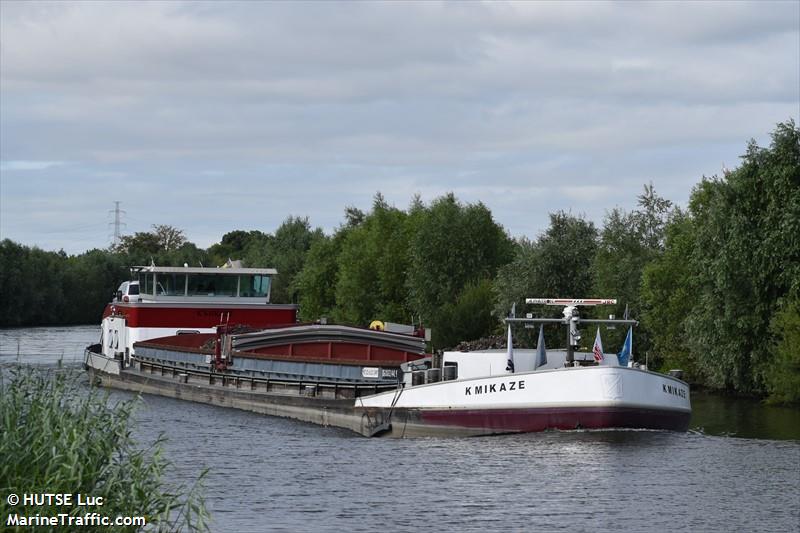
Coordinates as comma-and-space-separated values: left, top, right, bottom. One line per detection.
0, 324, 98, 365
2, 326, 799, 532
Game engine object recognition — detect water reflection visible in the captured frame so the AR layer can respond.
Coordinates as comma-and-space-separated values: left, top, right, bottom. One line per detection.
691, 391, 800, 440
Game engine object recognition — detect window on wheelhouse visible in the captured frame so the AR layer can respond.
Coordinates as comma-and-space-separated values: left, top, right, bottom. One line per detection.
187, 274, 238, 297
142, 274, 155, 296
159, 274, 187, 296
239, 274, 270, 299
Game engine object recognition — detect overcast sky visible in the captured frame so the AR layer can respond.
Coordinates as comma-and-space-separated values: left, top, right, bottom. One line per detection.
1, 1, 798, 254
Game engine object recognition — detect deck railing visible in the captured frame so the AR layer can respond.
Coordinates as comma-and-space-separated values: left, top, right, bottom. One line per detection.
135, 357, 398, 399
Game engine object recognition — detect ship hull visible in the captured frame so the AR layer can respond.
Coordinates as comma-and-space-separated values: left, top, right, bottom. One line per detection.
380, 405, 690, 438
85, 348, 394, 437
86, 347, 690, 438
358, 365, 692, 437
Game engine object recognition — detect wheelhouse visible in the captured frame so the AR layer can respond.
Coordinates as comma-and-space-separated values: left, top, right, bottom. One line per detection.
127, 265, 277, 303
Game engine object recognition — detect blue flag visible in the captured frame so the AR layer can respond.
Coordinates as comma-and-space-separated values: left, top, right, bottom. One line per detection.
618, 327, 633, 367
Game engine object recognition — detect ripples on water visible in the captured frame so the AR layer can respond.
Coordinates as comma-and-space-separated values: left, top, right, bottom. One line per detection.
0, 324, 98, 365
2, 326, 799, 532
130, 398, 799, 533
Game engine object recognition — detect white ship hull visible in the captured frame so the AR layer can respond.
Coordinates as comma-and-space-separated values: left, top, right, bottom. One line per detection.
358, 365, 691, 436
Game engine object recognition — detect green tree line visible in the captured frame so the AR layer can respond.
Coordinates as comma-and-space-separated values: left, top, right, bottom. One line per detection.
1, 121, 797, 402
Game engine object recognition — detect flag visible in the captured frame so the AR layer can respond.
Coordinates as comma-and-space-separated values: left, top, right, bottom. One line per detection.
534, 324, 547, 369
505, 323, 515, 373
618, 326, 633, 367
592, 327, 604, 363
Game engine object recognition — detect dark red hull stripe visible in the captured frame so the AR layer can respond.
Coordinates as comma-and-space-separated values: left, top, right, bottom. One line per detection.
103, 304, 297, 328
419, 406, 691, 432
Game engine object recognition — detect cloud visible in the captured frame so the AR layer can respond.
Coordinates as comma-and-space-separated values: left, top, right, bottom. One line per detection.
560, 186, 611, 203
0, 160, 68, 171
0, 1, 797, 253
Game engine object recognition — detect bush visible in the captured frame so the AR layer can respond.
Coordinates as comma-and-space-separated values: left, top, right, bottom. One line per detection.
765, 297, 800, 405
0, 367, 208, 532
433, 279, 498, 349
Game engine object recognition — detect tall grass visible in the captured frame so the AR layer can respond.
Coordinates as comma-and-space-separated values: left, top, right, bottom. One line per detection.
0, 366, 208, 531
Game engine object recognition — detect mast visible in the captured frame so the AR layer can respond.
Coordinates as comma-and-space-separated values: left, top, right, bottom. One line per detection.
505, 298, 637, 366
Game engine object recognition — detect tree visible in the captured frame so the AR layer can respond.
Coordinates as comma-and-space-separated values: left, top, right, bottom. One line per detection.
765, 295, 800, 404
334, 194, 412, 325
594, 184, 674, 352
247, 216, 324, 303
633, 182, 674, 250
113, 231, 161, 257
295, 235, 341, 321
208, 230, 270, 266
0, 240, 31, 325
152, 224, 187, 251
494, 212, 598, 347
495, 211, 598, 309
656, 120, 800, 393
65, 249, 128, 323
296, 193, 513, 343
434, 279, 497, 348
0, 241, 128, 326
111, 224, 203, 267
407, 193, 514, 325
640, 211, 697, 374
294, 203, 378, 321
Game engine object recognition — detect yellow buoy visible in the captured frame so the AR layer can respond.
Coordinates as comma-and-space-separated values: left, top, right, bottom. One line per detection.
369, 320, 385, 331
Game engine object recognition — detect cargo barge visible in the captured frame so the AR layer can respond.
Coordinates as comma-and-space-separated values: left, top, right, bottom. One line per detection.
85, 266, 691, 437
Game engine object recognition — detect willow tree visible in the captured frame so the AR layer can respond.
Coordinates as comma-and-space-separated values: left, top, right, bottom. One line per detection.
644, 120, 800, 396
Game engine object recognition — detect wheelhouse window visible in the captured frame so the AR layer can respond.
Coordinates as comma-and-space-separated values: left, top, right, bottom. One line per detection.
239, 275, 270, 298
142, 274, 155, 296
158, 274, 187, 296
187, 274, 237, 296
133, 270, 272, 299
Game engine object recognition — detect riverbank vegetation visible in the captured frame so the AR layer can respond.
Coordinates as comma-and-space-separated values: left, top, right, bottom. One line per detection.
0, 121, 797, 403
0, 366, 208, 531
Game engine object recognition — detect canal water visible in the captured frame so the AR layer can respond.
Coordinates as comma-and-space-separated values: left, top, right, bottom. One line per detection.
2, 326, 799, 532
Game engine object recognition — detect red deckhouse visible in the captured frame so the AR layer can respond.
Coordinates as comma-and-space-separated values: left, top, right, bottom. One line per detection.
102, 264, 298, 357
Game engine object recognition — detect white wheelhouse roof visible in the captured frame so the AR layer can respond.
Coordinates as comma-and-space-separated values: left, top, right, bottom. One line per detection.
132, 265, 278, 275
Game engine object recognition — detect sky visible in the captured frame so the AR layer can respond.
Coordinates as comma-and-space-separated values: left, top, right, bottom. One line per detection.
1, 1, 798, 255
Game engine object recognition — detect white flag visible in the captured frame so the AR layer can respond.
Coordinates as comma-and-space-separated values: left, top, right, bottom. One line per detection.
506, 323, 515, 373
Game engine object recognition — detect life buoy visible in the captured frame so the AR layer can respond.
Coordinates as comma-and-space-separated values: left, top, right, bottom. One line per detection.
369, 320, 385, 331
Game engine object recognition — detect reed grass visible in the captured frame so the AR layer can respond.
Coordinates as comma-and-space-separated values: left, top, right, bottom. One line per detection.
0, 366, 208, 531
